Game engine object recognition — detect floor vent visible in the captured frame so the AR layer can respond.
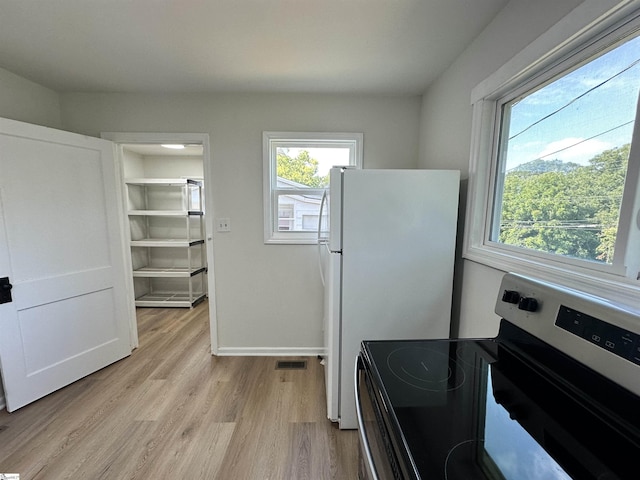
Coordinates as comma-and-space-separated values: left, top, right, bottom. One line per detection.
276, 360, 307, 370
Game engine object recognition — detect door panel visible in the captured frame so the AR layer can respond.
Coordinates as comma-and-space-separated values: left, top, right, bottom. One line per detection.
0, 118, 132, 412
19, 290, 119, 374
2, 138, 111, 278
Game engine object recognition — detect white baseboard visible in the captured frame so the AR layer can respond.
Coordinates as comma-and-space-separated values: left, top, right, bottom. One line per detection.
215, 346, 323, 357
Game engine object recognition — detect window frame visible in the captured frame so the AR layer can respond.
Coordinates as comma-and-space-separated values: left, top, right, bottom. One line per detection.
263, 131, 363, 244
464, 0, 640, 307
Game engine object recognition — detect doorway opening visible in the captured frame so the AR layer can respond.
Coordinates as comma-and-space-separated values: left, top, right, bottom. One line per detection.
101, 133, 217, 354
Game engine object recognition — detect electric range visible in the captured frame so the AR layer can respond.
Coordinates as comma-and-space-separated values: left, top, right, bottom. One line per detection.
355, 273, 640, 479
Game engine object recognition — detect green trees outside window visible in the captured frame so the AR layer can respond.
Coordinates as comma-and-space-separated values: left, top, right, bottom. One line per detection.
498, 144, 629, 264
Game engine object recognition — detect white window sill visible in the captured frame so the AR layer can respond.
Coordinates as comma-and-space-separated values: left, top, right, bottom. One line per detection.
463, 246, 640, 313
264, 236, 318, 245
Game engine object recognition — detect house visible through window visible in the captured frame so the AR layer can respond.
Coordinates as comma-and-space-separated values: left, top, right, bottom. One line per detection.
278, 204, 294, 231
263, 132, 363, 244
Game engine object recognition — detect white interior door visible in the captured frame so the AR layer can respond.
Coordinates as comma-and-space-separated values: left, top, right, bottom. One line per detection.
0, 118, 132, 412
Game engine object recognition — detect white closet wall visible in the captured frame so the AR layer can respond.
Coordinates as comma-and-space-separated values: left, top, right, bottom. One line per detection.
122, 148, 145, 177
122, 147, 206, 308
142, 155, 203, 178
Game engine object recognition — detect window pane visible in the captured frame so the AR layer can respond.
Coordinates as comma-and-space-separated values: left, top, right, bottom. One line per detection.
276, 147, 351, 188
492, 34, 640, 264
276, 192, 323, 232
264, 132, 361, 243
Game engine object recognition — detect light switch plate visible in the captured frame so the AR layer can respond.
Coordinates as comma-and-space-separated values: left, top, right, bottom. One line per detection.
217, 217, 231, 232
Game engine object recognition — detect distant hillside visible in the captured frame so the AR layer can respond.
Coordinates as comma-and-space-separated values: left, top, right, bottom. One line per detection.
509, 159, 581, 174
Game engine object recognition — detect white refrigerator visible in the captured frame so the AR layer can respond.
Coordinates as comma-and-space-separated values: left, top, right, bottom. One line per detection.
318, 167, 460, 429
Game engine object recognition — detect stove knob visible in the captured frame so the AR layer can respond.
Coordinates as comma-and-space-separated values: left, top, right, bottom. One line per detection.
502, 290, 521, 304
518, 297, 539, 312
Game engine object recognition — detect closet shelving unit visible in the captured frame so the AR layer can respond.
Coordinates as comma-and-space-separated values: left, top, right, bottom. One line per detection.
126, 178, 207, 308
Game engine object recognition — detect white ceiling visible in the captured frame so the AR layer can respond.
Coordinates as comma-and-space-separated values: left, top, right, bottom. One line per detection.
0, 0, 508, 95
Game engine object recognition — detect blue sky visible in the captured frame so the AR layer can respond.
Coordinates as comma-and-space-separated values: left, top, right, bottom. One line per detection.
505, 34, 640, 169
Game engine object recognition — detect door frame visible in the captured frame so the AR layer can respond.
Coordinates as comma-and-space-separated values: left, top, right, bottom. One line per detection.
101, 132, 218, 354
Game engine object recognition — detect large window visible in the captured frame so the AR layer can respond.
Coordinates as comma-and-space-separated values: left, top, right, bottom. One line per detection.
465, 2, 640, 305
493, 34, 639, 267
263, 132, 363, 244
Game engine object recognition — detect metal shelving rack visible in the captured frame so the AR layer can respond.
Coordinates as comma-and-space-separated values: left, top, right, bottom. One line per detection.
126, 178, 207, 308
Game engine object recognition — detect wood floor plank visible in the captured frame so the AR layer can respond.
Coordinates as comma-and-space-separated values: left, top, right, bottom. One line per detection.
0, 301, 359, 479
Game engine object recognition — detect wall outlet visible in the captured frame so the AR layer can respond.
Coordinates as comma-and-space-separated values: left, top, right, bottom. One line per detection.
216, 217, 231, 232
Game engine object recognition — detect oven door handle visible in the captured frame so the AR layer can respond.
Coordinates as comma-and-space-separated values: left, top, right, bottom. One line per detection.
355, 354, 380, 480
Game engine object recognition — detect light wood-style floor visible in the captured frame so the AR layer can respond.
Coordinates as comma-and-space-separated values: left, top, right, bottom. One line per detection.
0, 302, 358, 479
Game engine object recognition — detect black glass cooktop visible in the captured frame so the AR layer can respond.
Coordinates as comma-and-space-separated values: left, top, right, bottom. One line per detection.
361, 322, 640, 480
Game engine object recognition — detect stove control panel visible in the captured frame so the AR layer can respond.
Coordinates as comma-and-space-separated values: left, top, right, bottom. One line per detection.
556, 306, 640, 365
495, 273, 640, 398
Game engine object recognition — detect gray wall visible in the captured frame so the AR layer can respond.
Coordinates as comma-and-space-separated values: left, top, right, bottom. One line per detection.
60, 92, 422, 352
0, 66, 62, 128
417, 0, 584, 338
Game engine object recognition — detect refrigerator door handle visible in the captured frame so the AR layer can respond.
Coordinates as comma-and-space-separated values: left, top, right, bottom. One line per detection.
318, 241, 325, 286
317, 189, 329, 286
317, 188, 328, 243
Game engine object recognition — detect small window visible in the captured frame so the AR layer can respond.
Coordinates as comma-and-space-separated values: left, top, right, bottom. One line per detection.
263, 132, 363, 244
